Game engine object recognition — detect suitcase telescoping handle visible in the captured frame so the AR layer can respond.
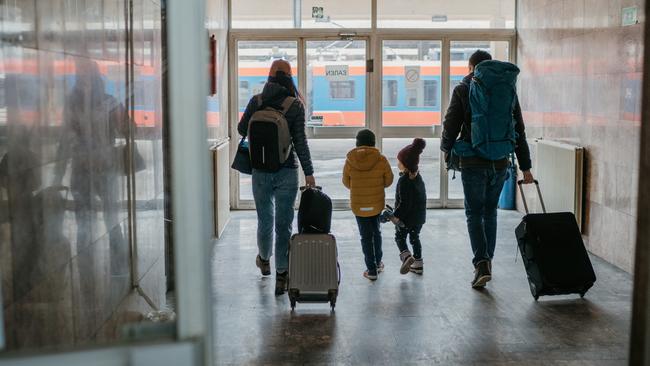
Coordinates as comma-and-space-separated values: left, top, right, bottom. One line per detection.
517, 179, 547, 214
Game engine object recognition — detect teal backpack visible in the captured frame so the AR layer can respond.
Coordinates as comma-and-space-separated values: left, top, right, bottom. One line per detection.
452, 60, 520, 161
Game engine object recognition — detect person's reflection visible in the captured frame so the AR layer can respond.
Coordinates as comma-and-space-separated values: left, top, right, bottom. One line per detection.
54, 58, 130, 302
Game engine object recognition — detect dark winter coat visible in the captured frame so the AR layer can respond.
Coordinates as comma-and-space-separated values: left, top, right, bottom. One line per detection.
393, 173, 427, 228
237, 82, 314, 176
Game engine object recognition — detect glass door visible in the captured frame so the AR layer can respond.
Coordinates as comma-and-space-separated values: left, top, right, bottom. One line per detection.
303, 38, 369, 205
230, 35, 514, 209
380, 40, 443, 206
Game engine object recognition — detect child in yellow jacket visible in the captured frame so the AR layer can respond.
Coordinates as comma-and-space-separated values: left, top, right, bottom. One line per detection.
342, 129, 394, 280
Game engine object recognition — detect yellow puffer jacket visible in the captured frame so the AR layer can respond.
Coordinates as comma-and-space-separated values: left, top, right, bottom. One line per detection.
342, 146, 394, 217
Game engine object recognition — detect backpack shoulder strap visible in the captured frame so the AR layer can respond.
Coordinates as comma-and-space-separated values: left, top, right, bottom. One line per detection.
255, 94, 263, 107
280, 96, 296, 115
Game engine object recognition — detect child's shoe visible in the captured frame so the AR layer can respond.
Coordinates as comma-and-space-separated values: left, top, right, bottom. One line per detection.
364, 269, 378, 281
410, 258, 423, 274
399, 250, 415, 275
377, 262, 385, 273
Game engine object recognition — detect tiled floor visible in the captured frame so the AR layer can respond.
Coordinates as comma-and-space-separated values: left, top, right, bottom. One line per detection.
213, 210, 632, 365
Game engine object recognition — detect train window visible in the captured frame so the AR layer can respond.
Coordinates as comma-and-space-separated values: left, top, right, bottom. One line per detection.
330, 81, 355, 100
383, 80, 398, 107
406, 88, 417, 107
238, 80, 250, 107
423, 80, 438, 107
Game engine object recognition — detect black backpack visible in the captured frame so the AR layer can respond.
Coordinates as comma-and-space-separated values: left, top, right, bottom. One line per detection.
298, 186, 332, 234
247, 95, 295, 172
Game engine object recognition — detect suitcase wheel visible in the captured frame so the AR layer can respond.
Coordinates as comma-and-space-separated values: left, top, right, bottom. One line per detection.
329, 291, 337, 311
534, 295, 539, 301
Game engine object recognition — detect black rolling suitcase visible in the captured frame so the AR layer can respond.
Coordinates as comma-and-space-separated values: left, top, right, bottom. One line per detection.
515, 180, 596, 301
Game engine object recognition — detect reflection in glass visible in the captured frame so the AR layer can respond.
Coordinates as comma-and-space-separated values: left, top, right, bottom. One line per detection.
0, 0, 172, 351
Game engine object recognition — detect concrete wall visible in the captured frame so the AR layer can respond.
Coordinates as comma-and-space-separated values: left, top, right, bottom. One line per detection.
517, 0, 645, 273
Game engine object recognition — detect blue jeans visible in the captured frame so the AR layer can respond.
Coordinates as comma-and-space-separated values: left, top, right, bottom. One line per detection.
461, 167, 508, 266
252, 167, 299, 273
355, 215, 382, 275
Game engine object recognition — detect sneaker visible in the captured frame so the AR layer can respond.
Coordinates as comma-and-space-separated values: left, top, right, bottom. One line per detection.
256, 255, 271, 276
275, 271, 288, 295
377, 262, 385, 273
471, 260, 492, 288
363, 270, 378, 281
410, 258, 423, 274
399, 251, 415, 275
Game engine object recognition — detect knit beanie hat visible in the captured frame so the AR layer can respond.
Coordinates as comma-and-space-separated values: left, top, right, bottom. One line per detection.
356, 129, 376, 147
397, 138, 426, 173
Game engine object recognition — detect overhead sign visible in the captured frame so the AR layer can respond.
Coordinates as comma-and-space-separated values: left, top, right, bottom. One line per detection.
312, 7, 324, 19
326, 65, 349, 81
405, 66, 421, 85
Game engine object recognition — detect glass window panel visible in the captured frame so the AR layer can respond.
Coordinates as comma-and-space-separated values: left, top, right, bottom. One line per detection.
232, 0, 293, 29
306, 40, 366, 127
449, 40, 510, 98
378, 0, 515, 29
300, 0, 371, 28
423, 80, 438, 107
237, 40, 298, 201
310, 139, 357, 200
383, 138, 440, 200
382, 40, 441, 127
446, 40, 510, 200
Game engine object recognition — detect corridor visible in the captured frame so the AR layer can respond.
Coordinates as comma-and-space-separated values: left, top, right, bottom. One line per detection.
213, 210, 632, 365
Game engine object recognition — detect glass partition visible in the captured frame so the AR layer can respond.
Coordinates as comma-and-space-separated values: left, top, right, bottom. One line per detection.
306, 39, 367, 127
382, 40, 442, 127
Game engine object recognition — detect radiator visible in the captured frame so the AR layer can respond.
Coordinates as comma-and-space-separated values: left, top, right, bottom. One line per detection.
212, 140, 231, 238
532, 139, 585, 231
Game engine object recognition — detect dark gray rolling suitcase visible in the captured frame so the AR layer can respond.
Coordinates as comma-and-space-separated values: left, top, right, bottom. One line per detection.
515, 180, 596, 301
287, 233, 339, 310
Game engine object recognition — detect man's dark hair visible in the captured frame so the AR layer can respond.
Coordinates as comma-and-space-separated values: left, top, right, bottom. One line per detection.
469, 50, 492, 67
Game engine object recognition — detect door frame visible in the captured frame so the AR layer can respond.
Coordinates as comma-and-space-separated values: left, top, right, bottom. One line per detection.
229, 29, 516, 210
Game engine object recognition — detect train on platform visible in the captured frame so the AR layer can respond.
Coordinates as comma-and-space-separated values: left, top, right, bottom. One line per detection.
237, 62, 470, 127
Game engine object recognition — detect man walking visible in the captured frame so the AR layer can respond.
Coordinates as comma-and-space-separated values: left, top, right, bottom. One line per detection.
441, 50, 534, 289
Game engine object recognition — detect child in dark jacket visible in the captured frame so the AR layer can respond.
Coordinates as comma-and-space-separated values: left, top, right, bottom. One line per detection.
392, 138, 427, 275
